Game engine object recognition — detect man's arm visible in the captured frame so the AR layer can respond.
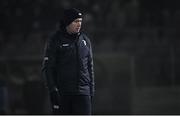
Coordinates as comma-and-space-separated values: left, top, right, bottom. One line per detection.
41, 36, 57, 92
41, 35, 60, 112
87, 39, 95, 97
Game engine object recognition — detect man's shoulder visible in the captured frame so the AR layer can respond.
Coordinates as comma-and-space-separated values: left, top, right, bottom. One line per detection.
80, 32, 90, 42
80, 32, 92, 48
48, 30, 62, 41
80, 32, 88, 37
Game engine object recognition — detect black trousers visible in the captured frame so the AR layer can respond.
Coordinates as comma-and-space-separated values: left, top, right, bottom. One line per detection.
53, 95, 92, 115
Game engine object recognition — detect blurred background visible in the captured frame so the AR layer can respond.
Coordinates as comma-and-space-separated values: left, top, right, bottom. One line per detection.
0, 0, 180, 114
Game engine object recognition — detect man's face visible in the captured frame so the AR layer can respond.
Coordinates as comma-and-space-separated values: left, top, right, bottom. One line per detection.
66, 18, 82, 34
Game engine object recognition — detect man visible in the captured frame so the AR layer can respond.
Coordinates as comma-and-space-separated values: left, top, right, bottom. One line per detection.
42, 8, 95, 115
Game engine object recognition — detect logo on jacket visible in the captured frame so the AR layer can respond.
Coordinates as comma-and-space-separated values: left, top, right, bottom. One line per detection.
82, 40, 86, 46
62, 44, 69, 47
44, 57, 48, 61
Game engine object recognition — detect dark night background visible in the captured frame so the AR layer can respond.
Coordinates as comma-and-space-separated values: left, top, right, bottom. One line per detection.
0, 0, 180, 114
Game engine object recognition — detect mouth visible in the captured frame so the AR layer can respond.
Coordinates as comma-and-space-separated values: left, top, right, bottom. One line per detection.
76, 28, 81, 31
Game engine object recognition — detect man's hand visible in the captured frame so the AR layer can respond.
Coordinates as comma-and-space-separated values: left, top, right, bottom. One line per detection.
49, 87, 61, 114
52, 104, 60, 114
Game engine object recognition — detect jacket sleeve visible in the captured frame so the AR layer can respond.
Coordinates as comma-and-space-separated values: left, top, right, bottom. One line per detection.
87, 38, 95, 96
41, 36, 58, 93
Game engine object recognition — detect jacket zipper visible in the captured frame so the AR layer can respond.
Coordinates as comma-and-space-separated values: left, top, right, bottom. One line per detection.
75, 37, 80, 93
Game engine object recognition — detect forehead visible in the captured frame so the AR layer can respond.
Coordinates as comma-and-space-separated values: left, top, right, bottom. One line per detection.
73, 18, 82, 22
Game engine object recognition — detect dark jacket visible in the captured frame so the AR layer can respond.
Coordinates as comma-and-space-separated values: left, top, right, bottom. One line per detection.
42, 29, 95, 97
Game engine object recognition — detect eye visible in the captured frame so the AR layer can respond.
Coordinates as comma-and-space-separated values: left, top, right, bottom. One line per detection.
75, 20, 81, 23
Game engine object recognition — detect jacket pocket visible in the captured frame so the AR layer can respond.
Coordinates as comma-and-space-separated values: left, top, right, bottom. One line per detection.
58, 43, 74, 57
